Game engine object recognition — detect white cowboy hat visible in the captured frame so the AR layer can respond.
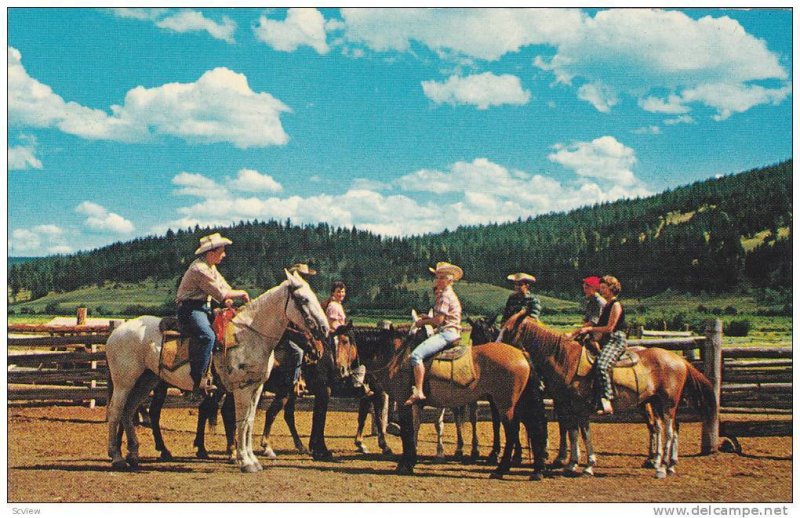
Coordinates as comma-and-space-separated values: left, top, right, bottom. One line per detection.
287, 263, 317, 276
194, 233, 233, 255
428, 261, 463, 281
507, 272, 537, 284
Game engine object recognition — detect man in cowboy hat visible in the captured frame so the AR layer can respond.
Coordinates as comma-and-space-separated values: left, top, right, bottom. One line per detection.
176, 233, 250, 395
405, 262, 463, 406
501, 272, 542, 323
281, 263, 318, 395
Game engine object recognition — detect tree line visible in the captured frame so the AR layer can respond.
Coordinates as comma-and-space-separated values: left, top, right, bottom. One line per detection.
8, 160, 792, 310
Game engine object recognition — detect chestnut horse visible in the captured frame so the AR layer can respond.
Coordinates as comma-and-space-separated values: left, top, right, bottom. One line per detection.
352, 325, 548, 480
500, 312, 717, 478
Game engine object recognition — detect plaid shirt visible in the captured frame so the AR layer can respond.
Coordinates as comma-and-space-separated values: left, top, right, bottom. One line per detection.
502, 291, 542, 322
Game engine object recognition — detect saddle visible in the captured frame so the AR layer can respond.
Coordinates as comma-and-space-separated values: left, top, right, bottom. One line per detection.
157, 311, 238, 372
576, 346, 647, 397
426, 339, 477, 388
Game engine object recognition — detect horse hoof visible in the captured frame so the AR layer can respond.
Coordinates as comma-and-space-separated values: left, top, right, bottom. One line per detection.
159, 450, 174, 461
125, 455, 139, 469
486, 453, 499, 466
563, 467, 581, 478
241, 463, 260, 474
355, 442, 369, 454
529, 471, 544, 481
312, 450, 334, 462
489, 472, 504, 480
551, 459, 566, 469
395, 464, 414, 476
111, 459, 128, 471
382, 447, 394, 456
583, 466, 595, 477
196, 449, 210, 460
643, 459, 656, 469
262, 447, 277, 459
667, 466, 677, 476
655, 468, 667, 479
387, 422, 401, 437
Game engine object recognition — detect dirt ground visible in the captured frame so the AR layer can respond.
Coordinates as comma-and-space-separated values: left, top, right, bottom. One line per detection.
7, 404, 792, 503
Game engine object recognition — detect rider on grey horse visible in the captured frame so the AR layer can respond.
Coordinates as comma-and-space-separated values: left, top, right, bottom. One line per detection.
175, 233, 250, 396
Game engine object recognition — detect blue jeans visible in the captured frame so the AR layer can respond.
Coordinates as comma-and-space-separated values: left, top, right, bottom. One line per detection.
286, 340, 304, 385
409, 328, 461, 367
177, 304, 216, 385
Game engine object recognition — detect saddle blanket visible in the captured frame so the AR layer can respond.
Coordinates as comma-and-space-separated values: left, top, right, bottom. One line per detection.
427, 343, 477, 388
577, 346, 647, 397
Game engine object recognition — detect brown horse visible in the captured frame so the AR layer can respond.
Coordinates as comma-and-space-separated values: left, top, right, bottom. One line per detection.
352, 325, 548, 479
500, 312, 717, 478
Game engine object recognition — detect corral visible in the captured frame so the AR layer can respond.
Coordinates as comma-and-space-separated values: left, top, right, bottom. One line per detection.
6, 317, 793, 503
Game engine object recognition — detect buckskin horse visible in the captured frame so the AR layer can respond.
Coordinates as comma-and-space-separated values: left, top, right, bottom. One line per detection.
470, 314, 595, 474
105, 270, 330, 473
499, 312, 717, 478
352, 324, 548, 479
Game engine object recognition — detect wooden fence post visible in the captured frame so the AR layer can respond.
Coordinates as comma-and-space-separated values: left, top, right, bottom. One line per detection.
76, 307, 87, 325
701, 318, 722, 454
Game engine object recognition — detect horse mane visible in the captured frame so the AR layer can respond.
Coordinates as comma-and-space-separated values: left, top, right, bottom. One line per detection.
504, 312, 578, 385
232, 281, 289, 333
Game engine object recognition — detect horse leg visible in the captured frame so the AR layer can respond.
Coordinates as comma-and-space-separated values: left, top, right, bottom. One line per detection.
643, 403, 659, 468
468, 402, 480, 463
107, 380, 134, 470
490, 417, 519, 479
194, 393, 220, 459
433, 408, 446, 462
581, 422, 597, 476
233, 384, 264, 473
221, 392, 237, 463
309, 385, 333, 461
396, 402, 418, 475
355, 395, 371, 454
374, 392, 393, 455
149, 382, 173, 461
663, 413, 679, 477
487, 398, 501, 465
563, 427, 581, 476
121, 371, 161, 469
651, 415, 665, 478
285, 393, 307, 454
451, 406, 467, 462
260, 390, 287, 458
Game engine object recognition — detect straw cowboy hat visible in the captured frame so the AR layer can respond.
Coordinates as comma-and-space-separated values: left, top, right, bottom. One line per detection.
194, 233, 233, 255
288, 263, 317, 277
429, 262, 463, 281
507, 272, 537, 284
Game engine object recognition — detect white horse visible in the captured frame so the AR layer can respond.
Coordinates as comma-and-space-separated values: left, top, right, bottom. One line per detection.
105, 270, 330, 473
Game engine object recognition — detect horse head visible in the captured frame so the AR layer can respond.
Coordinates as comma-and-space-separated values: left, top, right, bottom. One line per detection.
332, 321, 357, 378
284, 269, 330, 342
351, 324, 404, 373
467, 314, 500, 345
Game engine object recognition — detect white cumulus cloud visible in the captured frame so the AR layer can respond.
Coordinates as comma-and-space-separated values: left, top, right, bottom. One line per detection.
228, 169, 283, 193
548, 136, 642, 187
254, 8, 329, 54
421, 73, 530, 110
8, 136, 43, 170
156, 10, 237, 43
11, 225, 71, 255
577, 82, 618, 113
75, 202, 135, 234
9, 47, 292, 149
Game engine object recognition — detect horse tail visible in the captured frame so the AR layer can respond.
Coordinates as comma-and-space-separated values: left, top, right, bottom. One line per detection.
682, 361, 717, 424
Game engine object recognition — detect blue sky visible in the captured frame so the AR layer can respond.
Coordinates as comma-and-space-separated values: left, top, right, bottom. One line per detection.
6, 7, 794, 256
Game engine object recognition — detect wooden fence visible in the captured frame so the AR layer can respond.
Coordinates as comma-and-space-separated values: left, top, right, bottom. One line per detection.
7, 317, 791, 453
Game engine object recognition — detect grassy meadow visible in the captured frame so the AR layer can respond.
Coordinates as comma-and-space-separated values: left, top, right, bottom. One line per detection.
7, 279, 790, 346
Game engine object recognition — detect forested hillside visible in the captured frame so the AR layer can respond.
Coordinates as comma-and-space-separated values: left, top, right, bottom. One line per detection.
8, 160, 792, 311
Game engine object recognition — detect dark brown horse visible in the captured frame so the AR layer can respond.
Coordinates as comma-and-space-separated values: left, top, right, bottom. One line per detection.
352, 325, 548, 479
500, 312, 717, 478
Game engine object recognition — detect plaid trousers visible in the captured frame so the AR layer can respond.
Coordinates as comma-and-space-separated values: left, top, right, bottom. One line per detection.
596, 331, 627, 400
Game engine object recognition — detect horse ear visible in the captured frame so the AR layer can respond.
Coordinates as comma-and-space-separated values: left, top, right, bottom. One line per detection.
284, 268, 293, 281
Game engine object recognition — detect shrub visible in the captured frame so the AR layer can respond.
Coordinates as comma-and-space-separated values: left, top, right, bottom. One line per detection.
45, 302, 60, 314
697, 304, 708, 313
726, 319, 751, 337
724, 305, 738, 315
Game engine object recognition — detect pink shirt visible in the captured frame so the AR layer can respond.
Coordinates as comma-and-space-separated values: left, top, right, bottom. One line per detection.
176, 258, 233, 304
325, 300, 347, 330
434, 286, 462, 333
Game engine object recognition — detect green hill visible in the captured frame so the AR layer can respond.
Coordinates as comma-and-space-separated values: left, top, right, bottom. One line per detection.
8, 160, 792, 313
